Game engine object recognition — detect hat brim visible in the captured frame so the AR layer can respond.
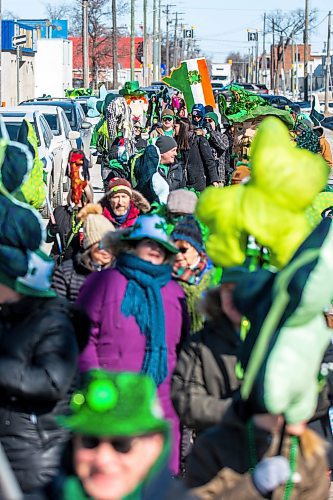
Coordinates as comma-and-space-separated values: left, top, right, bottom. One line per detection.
121, 234, 179, 254
57, 413, 169, 437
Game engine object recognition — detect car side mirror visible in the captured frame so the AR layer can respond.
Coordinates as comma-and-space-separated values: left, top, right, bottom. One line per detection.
68, 131, 80, 140
81, 121, 92, 130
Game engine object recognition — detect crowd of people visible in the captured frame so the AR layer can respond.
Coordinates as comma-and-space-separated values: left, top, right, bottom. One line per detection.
1, 80, 333, 500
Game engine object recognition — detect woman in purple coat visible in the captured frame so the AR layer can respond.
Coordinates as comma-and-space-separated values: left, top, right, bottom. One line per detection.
77, 214, 189, 474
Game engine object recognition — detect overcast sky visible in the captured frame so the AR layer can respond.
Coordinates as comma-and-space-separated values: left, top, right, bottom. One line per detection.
4, 0, 331, 60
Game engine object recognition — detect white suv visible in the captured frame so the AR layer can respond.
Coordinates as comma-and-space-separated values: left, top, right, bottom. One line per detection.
0, 108, 64, 213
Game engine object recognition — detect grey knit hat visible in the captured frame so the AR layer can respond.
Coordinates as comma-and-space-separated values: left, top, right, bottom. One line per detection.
156, 136, 177, 154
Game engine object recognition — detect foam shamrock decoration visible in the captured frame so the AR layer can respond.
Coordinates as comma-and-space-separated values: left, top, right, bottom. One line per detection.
196, 117, 329, 268
0, 119, 44, 278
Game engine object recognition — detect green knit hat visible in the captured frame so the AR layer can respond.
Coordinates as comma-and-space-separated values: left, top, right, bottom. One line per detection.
205, 112, 219, 127
58, 370, 169, 437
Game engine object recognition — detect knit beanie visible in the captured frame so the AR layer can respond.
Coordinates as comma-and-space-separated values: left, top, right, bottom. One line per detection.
156, 136, 177, 154
171, 215, 204, 254
78, 204, 115, 249
167, 189, 198, 214
107, 177, 133, 198
205, 112, 219, 127
161, 108, 175, 118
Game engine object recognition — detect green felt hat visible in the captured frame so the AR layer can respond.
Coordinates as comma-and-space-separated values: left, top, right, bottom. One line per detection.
58, 370, 169, 437
119, 81, 146, 97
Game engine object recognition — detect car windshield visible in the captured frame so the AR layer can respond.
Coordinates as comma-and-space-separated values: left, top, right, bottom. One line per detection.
78, 102, 88, 115
43, 114, 60, 135
5, 122, 21, 140
60, 107, 77, 129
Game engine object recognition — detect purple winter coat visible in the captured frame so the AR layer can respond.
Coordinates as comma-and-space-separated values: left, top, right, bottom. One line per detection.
77, 268, 189, 473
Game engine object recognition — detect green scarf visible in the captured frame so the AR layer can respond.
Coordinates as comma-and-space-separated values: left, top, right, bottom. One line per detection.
180, 270, 212, 334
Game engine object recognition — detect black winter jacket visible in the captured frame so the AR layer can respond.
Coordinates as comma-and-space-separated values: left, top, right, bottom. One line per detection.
46, 205, 81, 263
0, 297, 80, 493
183, 133, 219, 192
171, 289, 241, 432
52, 256, 91, 303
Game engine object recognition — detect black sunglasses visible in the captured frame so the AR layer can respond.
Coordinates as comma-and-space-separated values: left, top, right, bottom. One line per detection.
162, 116, 173, 122
80, 435, 135, 453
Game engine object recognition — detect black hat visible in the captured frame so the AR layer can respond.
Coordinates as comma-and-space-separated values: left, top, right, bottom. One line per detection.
171, 215, 204, 253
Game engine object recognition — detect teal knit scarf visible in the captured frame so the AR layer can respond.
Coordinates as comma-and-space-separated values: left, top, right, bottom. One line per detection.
116, 253, 172, 386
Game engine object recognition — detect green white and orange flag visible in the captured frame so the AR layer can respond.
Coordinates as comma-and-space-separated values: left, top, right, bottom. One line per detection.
163, 58, 215, 110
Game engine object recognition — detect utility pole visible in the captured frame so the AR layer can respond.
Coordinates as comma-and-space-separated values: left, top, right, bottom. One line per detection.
112, 0, 118, 89
173, 12, 178, 68
158, 0, 161, 80
130, 0, 135, 80
255, 30, 259, 83
272, 18, 276, 93
262, 12, 267, 85
152, 0, 157, 80
143, 0, 147, 85
164, 5, 175, 75
325, 11, 332, 113
304, 0, 309, 101
82, 0, 89, 88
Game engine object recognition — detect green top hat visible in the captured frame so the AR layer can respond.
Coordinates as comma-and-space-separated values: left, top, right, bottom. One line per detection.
119, 81, 146, 97
122, 214, 179, 254
58, 370, 169, 437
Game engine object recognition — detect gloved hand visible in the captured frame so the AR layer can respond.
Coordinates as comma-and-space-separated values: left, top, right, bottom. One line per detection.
252, 456, 290, 496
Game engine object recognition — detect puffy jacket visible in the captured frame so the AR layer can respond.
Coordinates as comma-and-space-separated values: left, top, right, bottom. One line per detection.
0, 297, 80, 493
46, 205, 82, 262
186, 405, 330, 499
77, 268, 189, 474
183, 133, 218, 192
171, 289, 241, 432
52, 256, 91, 303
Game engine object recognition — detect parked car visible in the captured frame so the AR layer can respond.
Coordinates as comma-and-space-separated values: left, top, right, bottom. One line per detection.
19, 104, 81, 193
0, 108, 64, 214
259, 94, 301, 114
322, 116, 333, 131
20, 98, 93, 163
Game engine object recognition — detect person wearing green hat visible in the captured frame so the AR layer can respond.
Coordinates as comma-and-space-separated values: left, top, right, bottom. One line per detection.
55, 370, 194, 499
77, 214, 189, 475
203, 112, 230, 186
0, 133, 86, 494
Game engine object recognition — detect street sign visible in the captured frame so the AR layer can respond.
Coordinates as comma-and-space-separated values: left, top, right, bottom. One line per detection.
12, 35, 27, 47
183, 29, 194, 39
248, 32, 258, 42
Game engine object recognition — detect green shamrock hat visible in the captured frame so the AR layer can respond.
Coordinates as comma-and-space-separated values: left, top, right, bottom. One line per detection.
58, 370, 169, 437
122, 214, 179, 254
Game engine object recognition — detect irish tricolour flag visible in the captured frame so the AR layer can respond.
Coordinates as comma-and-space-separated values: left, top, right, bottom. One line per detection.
163, 58, 215, 110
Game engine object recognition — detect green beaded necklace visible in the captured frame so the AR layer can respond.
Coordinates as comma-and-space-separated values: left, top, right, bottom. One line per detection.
246, 419, 299, 500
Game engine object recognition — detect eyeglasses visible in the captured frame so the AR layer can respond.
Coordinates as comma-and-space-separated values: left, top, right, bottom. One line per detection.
162, 116, 173, 122
80, 435, 136, 453
205, 118, 214, 123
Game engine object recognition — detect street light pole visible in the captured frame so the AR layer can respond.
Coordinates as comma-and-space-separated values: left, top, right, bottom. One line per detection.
325, 11, 332, 113
130, 0, 135, 80
82, 0, 89, 88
